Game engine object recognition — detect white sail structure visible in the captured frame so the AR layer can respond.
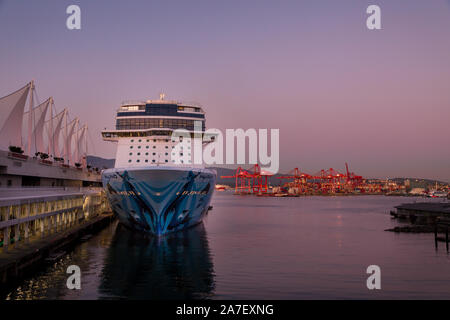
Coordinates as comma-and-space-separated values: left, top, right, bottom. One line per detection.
1, 82, 89, 168
65, 117, 78, 165
0, 82, 31, 151
47, 109, 66, 158
77, 124, 88, 165
30, 98, 51, 155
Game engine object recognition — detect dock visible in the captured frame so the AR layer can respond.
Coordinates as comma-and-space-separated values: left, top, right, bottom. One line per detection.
0, 187, 114, 287
392, 202, 450, 224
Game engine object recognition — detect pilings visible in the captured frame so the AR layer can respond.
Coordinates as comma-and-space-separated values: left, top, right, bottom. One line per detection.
434, 221, 450, 252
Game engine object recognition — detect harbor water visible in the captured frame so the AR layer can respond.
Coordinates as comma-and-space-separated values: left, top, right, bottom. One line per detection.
3, 193, 450, 300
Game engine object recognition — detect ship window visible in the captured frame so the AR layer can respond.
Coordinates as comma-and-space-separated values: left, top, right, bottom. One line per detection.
146, 139, 149, 142
153, 146, 156, 149
180, 153, 183, 156
153, 139, 156, 142
165, 160, 168, 163
131, 139, 134, 142
145, 159, 148, 163
152, 153, 156, 156
165, 153, 168, 156
146, 146, 149, 149
138, 139, 141, 142
181, 160, 184, 163
136, 159, 140, 163
145, 152, 148, 156
129, 152, 132, 156
137, 152, 140, 156
165, 139, 169, 142
128, 160, 132, 163
152, 159, 155, 163
138, 146, 141, 149
130, 146, 133, 149
165, 146, 168, 149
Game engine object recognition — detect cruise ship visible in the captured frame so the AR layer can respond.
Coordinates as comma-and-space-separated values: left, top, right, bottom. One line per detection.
101, 95, 216, 236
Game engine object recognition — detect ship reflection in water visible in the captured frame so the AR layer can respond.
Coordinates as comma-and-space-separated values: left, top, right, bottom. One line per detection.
99, 223, 215, 299
2, 221, 215, 300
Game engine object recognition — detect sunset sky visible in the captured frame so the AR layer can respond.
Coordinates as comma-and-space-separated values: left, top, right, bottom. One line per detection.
1, 0, 450, 181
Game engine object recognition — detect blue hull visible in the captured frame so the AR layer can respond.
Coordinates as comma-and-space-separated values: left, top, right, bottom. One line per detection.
102, 167, 216, 236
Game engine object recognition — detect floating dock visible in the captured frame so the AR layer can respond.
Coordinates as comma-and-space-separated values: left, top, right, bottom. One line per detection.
392, 202, 450, 224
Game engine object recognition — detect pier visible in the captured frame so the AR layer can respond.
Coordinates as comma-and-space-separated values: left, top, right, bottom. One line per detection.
0, 187, 113, 286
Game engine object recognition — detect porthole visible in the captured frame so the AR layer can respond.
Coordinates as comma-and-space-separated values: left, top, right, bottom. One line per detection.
153, 146, 156, 149
138, 139, 142, 142
131, 139, 134, 142
145, 159, 148, 163
165, 160, 168, 163
165, 146, 168, 149
138, 146, 141, 149
145, 152, 148, 156
136, 159, 140, 163
128, 160, 132, 163
130, 146, 133, 149
137, 152, 140, 156
152, 153, 156, 156
152, 159, 155, 163
165, 153, 168, 156
146, 146, 149, 149
129, 152, 132, 156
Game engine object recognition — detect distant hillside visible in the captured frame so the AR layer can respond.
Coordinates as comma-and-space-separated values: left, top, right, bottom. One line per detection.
87, 155, 115, 169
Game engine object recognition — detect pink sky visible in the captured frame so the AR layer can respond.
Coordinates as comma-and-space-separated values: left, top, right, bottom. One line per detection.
1, 0, 449, 180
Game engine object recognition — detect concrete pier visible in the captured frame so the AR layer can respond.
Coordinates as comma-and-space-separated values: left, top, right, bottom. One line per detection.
0, 187, 114, 287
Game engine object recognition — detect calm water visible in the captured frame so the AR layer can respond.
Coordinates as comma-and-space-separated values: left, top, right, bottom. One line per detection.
3, 193, 450, 300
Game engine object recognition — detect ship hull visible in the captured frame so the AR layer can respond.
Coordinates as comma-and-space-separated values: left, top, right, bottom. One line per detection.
102, 167, 216, 236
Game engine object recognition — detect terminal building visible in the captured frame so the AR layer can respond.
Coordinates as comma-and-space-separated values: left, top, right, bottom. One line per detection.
0, 81, 101, 187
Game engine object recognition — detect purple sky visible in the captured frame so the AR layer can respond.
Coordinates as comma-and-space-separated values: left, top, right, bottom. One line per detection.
1, 0, 450, 181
